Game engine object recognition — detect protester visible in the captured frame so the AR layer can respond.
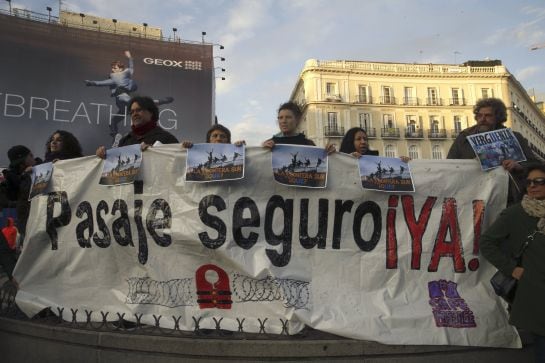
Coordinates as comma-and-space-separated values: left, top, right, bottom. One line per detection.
44, 130, 83, 162
182, 124, 245, 148
262, 101, 335, 153
447, 98, 538, 203
96, 95, 178, 158
0, 226, 17, 285
1, 145, 36, 248
480, 163, 545, 363
339, 127, 379, 157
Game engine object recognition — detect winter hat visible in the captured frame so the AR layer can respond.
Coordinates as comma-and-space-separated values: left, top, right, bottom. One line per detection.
7, 145, 31, 168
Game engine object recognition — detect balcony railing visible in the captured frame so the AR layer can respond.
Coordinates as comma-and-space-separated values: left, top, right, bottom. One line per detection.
403, 97, 419, 106
449, 98, 466, 106
426, 98, 443, 106
405, 128, 424, 138
324, 94, 342, 102
451, 129, 462, 138
364, 127, 377, 138
381, 128, 400, 139
324, 125, 345, 137
354, 95, 373, 104
428, 129, 448, 139
379, 96, 397, 105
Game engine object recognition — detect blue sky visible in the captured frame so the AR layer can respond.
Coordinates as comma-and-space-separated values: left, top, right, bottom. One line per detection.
9, 0, 545, 145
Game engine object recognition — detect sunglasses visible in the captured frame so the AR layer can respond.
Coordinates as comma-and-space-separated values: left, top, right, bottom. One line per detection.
526, 178, 545, 186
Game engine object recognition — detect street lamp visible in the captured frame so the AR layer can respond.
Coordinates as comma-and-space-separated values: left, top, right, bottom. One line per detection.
214, 57, 225, 61
79, 13, 85, 25
46, 6, 52, 22
202, 31, 206, 43
215, 67, 225, 72
453, 51, 461, 64
215, 76, 225, 81
143, 23, 147, 38
112, 18, 117, 33
5, 0, 11, 15
172, 27, 177, 41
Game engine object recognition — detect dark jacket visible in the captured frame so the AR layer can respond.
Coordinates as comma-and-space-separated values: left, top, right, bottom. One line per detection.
270, 133, 315, 146
480, 203, 545, 336
119, 126, 179, 147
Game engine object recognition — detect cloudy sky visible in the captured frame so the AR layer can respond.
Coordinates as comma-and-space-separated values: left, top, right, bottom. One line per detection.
9, 0, 545, 145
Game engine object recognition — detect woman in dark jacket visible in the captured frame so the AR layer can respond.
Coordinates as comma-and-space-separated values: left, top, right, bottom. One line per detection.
481, 163, 545, 362
339, 127, 379, 157
44, 130, 83, 162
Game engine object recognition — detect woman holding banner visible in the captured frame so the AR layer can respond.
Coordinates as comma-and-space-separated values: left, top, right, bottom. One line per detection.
44, 130, 83, 162
481, 163, 545, 363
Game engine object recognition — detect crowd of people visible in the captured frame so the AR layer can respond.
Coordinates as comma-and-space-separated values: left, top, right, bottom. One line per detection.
0, 95, 543, 360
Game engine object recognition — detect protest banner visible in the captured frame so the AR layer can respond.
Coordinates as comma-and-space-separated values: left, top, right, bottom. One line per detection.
14, 147, 519, 347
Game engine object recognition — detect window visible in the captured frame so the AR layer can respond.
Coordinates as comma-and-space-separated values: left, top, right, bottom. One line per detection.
430, 116, 440, 133
427, 87, 438, 105
382, 86, 393, 104
385, 144, 397, 158
383, 114, 395, 128
358, 85, 370, 103
481, 88, 493, 99
406, 115, 417, 133
327, 112, 338, 128
453, 115, 462, 132
451, 88, 462, 105
408, 145, 419, 160
326, 82, 336, 96
359, 113, 371, 130
404, 87, 416, 105
432, 145, 443, 159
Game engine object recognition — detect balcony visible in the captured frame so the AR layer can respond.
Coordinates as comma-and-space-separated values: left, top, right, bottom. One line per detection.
324, 94, 342, 102
449, 98, 466, 106
354, 95, 373, 104
324, 125, 345, 137
426, 98, 443, 106
364, 127, 377, 139
451, 129, 462, 138
405, 128, 424, 139
379, 96, 397, 105
428, 129, 448, 139
403, 97, 419, 106
381, 127, 400, 139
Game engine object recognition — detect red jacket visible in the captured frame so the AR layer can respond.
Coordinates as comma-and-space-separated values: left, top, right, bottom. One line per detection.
2, 217, 17, 250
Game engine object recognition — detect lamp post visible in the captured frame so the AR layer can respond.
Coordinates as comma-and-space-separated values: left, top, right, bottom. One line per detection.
46, 6, 52, 22
112, 18, 117, 33
202, 31, 206, 43
214, 57, 225, 62
79, 13, 85, 25
172, 27, 177, 42
454, 51, 461, 64
143, 23, 147, 38
215, 67, 225, 72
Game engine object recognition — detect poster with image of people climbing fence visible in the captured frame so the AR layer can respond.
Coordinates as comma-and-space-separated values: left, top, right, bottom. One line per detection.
359, 155, 414, 192
14, 146, 520, 348
185, 143, 244, 182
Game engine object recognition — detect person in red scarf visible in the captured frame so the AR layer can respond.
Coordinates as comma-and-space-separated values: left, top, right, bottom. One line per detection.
96, 96, 178, 158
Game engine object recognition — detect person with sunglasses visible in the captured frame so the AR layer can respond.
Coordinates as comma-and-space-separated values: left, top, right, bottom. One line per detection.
481, 163, 545, 363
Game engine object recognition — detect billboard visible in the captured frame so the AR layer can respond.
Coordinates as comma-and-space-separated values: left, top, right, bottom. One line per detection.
0, 13, 214, 166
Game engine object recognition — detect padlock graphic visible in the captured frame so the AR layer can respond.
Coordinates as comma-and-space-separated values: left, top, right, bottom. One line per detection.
195, 264, 232, 309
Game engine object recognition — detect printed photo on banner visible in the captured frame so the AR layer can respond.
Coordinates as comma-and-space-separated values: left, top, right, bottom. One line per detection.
359, 155, 414, 192
272, 145, 328, 188
467, 128, 526, 171
185, 143, 245, 182
29, 162, 53, 199
99, 144, 142, 185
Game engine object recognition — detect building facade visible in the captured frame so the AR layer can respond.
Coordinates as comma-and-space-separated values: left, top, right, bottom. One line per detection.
290, 59, 545, 160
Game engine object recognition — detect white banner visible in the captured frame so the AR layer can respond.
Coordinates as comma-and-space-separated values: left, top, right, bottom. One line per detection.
14, 146, 520, 347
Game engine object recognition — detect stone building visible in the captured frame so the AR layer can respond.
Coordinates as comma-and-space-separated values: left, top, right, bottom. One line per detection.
290, 59, 545, 160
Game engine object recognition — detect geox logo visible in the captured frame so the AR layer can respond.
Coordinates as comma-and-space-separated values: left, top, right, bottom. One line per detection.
143, 58, 184, 67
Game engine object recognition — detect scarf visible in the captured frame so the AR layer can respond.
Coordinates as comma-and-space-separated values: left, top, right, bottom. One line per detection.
521, 194, 545, 234
131, 120, 158, 137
